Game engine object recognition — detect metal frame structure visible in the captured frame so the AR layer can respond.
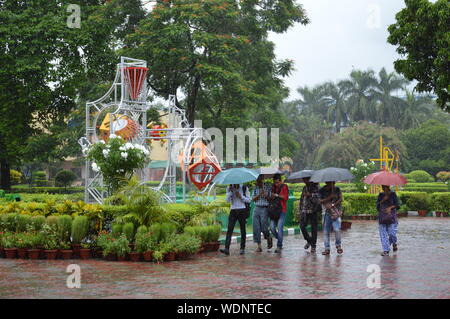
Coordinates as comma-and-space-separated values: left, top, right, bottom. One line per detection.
79, 57, 218, 204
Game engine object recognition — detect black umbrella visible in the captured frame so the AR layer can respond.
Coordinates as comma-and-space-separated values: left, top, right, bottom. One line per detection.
310, 167, 354, 183
252, 167, 284, 178
286, 170, 315, 183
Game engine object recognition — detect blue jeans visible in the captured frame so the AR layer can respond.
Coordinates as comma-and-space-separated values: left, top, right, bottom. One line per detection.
270, 213, 286, 248
253, 206, 269, 244
323, 213, 341, 250
379, 223, 397, 252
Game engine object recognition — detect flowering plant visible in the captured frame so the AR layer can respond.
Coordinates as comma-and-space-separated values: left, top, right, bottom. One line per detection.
350, 160, 376, 193
87, 135, 150, 194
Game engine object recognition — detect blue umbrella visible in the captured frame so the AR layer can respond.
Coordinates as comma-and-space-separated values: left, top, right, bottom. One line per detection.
212, 167, 259, 185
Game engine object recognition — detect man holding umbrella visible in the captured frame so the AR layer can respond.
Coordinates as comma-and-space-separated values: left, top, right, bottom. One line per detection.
299, 175, 321, 253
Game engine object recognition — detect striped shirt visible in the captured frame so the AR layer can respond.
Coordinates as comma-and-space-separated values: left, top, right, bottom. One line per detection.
252, 184, 272, 207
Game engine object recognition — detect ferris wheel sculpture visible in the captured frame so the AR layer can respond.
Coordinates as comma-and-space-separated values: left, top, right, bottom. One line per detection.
79, 56, 221, 204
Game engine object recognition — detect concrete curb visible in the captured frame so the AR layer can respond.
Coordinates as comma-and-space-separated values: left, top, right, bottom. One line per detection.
219, 226, 301, 245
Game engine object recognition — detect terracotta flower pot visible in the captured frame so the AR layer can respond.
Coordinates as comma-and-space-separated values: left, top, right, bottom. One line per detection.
79, 248, 91, 260
143, 250, 153, 261
0, 247, 4, 258
129, 252, 142, 262
17, 248, 27, 259
341, 221, 352, 230
61, 249, 73, 260
4, 248, 17, 259
71, 244, 81, 258
44, 250, 58, 260
418, 210, 428, 217
164, 251, 176, 262
442, 212, 449, 217
117, 254, 128, 262
351, 215, 358, 220
435, 211, 442, 217
105, 253, 117, 261
213, 241, 221, 251
27, 249, 41, 260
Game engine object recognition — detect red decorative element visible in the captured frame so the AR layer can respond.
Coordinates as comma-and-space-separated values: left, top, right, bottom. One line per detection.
123, 66, 148, 100
182, 141, 221, 190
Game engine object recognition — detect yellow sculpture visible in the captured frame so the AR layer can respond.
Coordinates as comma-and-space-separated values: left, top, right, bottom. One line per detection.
368, 136, 400, 193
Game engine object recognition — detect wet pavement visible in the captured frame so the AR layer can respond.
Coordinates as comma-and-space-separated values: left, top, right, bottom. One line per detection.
0, 217, 449, 299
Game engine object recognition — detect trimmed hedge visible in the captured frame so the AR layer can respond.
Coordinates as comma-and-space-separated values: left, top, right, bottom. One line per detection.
10, 186, 84, 194
342, 193, 378, 215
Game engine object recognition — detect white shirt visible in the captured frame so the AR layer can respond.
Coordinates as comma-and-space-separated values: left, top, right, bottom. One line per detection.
226, 185, 251, 210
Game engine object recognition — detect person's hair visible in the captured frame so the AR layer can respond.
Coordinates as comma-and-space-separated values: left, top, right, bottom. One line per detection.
273, 173, 282, 181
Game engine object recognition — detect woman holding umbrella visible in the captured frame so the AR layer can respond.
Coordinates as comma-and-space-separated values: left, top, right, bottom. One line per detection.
364, 170, 406, 256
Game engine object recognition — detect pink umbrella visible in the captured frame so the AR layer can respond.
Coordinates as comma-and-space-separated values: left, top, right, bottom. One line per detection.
363, 170, 407, 186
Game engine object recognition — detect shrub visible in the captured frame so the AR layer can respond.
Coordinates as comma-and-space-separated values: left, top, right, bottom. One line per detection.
71, 216, 89, 244
405, 193, 430, 211
208, 224, 221, 242
111, 224, 123, 237
406, 170, 434, 183
341, 200, 352, 217
122, 222, 135, 241
431, 193, 450, 212
54, 170, 77, 189
30, 215, 46, 231
57, 215, 73, 242
103, 234, 130, 257
136, 225, 148, 235
342, 194, 378, 215
436, 171, 450, 183
16, 214, 31, 232
350, 160, 376, 192
10, 170, 23, 185
172, 233, 201, 254
46, 216, 59, 227
135, 231, 156, 253
32, 171, 48, 187
5, 213, 18, 232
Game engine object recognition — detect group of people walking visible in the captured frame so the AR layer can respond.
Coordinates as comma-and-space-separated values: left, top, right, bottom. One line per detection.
220, 173, 400, 256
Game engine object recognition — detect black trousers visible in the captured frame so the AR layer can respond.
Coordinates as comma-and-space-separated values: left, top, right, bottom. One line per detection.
224, 209, 247, 250
300, 211, 318, 247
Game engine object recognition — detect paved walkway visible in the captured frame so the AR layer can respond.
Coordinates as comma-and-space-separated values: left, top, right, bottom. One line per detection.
1, 218, 449, 299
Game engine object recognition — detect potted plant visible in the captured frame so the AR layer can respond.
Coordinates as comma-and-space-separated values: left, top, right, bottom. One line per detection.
407, 194, 430, 217
27, 232, 43, 260
114, 235, 131, 261
162, 238, 176, 262
174, 233, 201, 260
2, 232, 17, 259
432, 194, 450, 217
140, 231, 157, 262
59, 241, 73, 260
0, 232, 4, 258
43, 237, 59, 260
71, 216, 89, 258
79, 242, 91, 260
398, 205, 408, 217
340, 201, 352, 230
16, 232, 29, 259
122, 222, 135, 251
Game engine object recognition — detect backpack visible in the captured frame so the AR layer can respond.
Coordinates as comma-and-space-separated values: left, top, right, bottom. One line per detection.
242, 185, 250, 219
268, 184, 286, 221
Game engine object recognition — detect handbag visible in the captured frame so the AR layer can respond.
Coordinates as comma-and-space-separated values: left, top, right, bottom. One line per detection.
268, 184, 285, 221
328, 205, 342, 220
379, 208, 395, 225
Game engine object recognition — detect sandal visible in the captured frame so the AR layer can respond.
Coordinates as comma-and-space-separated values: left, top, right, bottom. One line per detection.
322, 250, 330, 255
337, 246, 343, 254
393, 244, 398, 252
381, 251, 389, 256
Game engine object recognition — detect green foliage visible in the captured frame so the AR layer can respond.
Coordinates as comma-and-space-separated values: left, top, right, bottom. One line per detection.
16, 214, 31, 232
388, 0, 449, 110
135, 231, 156, 253
32, 171, 48, 187
10, 170, 22, 185
54, 170, 77, 189
122, 222, 135, 242
406, 170, 434, 183
40, 224, 59, 250
342, 194, 378, 215
88, 138, 149, 193
405, 193, 430, 211
111, 224, 123, 237
103, 234, 131, 257
57, 215, 73, 242
341, 200, 352, 218
10, 187, 84, 194
171, 233, 202, 254
30, 215, 46, 231
1, 232, 16, 248
350, 160, 376, 192
136, 225, 148, 235
71, 216, 89, 244
431, 193, 450, 212
46, 216, 58, 227
436, 171, 450, 182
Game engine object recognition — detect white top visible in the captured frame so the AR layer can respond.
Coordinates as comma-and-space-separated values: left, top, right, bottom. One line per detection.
226, 185, 251, 210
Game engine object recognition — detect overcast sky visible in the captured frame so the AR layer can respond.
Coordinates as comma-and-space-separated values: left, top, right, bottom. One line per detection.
268, 0, 409, 101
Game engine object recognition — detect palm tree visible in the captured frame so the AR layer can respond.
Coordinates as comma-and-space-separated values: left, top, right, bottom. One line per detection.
373, 68, 409, 127
296, 84, 328, 120
322, 81, 349, 133
341, 69, 378, 123
399, 90, 434, 129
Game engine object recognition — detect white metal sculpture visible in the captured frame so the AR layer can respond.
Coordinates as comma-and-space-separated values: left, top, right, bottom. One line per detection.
79, 56, 220, 204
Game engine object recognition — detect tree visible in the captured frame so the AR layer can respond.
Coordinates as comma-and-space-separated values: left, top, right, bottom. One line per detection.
398, 90, 434, 130
373, 68, 408, 127
323, 81, 349, 133
296, 84, 328, 121
0, 0, 146, 189
388, 0, 450, 111
123, 0, 309, 126
401, 119, 450, 176
54, 170, 77, 190
341, 70, 378, 123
